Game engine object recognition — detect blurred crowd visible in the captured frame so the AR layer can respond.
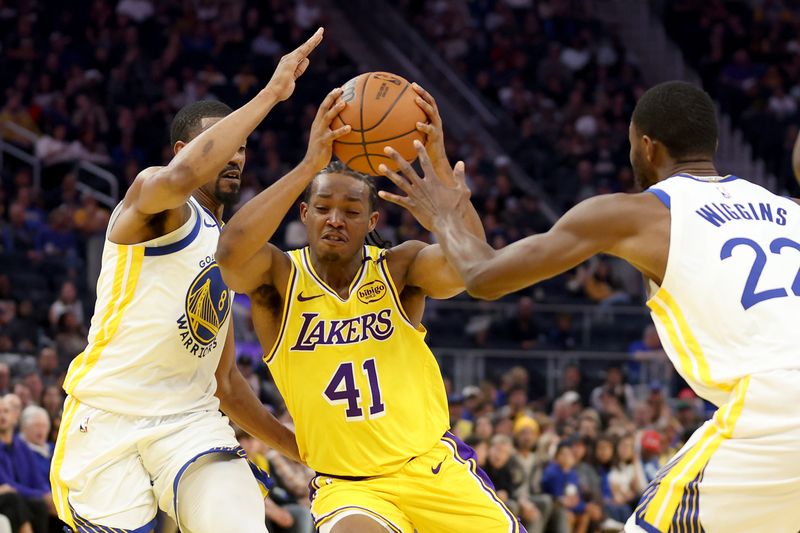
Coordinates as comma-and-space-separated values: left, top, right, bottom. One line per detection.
399, 0, 647, 212
663, 0, 800, 193
0, 1, 721, 532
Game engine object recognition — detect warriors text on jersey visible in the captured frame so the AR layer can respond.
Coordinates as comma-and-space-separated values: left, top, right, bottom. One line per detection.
646, 174, 800, 406
63, 197, 232, 415
265, 245, 449, 477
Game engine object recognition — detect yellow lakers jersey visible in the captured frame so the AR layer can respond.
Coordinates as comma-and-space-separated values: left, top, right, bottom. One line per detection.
265, 245, 449, 477
63, 197, 232, 416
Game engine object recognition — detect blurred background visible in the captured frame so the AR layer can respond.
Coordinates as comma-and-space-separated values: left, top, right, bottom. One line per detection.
0, 0, 798, 532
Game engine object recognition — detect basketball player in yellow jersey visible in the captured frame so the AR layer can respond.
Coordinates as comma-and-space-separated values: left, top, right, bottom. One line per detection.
50, 30, 324, 533
216, 86, 527, 533
380, 81, 800, 533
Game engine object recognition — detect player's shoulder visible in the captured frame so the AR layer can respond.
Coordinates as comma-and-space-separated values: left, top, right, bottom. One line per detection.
574, 192, 663, 218
381, 240, 427, 286
384, 240, 427, 265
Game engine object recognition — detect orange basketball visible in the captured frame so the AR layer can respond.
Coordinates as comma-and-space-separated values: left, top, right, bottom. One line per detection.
332, 72, 427, 175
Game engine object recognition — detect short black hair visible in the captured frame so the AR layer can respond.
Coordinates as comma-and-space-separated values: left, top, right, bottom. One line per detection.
631, 81, 718, 160
170, 100, 233, 146
303, 160, 379, 212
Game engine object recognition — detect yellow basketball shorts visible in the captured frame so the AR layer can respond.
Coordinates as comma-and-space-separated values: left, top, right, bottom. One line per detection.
310, 431, 526, 533
629, 370, 800, 532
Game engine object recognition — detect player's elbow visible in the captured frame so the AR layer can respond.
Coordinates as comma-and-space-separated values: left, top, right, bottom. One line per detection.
464, 267, 505, 301
215, 228, 240, 272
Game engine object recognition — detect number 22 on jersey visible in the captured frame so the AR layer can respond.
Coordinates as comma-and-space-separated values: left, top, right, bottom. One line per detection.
722, 236, 800, 310
323, 358, 386, 421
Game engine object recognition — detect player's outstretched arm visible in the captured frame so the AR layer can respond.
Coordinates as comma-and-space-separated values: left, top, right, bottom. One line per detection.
129, 28, 324, 215
380, 143, 654, 300
215, 322, 301, 463
216, 88, 351, 294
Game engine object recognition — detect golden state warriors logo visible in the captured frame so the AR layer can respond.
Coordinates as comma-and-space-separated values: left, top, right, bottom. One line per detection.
176, 262, 231, 358
357, 280, 386, 304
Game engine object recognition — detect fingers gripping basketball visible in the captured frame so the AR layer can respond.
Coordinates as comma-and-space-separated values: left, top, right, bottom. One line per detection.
332, 72, 427, 175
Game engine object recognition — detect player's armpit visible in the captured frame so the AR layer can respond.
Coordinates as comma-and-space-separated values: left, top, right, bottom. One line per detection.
217, 242, 289, 295
460, 193, 645, 300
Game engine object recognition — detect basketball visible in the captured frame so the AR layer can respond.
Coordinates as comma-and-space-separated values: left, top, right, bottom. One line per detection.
332, 72, 427, 175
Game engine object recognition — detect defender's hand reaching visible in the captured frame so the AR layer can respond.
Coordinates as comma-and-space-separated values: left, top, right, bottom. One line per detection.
265, 27, 324, 102
378, 141, 470, 232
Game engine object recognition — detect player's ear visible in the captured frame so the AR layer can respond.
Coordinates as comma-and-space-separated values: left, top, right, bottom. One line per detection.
642, 135, 656, 163
368, 210, 379, 232
300, 202, 309, 223
173, 140, 187, 156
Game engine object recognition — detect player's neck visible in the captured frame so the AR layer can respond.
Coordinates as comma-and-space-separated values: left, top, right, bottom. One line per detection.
661, 160, 718, 180
192, 190, 224, 221
309, 251, 363, 296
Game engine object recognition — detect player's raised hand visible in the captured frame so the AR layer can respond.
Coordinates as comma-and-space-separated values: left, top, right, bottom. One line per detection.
378, 140, 470, 232
303, 88, 352, 172
411, 83, 455, 185
265, 27, 324, 102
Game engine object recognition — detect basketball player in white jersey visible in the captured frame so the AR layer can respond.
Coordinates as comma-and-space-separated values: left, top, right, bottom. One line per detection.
380, 81, 800, 533
50, 29, 324, 533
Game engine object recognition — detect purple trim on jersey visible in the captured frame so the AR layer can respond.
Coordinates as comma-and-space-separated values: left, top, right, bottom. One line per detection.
443, 432, 527, 533
171, 446, 272, 523
377, 258, 415, 328
646, 188, 671, 209
70, 504, 157, 533
301, 246, 368, 302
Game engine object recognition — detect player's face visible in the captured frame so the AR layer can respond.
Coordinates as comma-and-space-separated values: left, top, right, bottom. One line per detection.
629, 122, 658, 190
301, 173, 378, 263
195, 116, 246, 207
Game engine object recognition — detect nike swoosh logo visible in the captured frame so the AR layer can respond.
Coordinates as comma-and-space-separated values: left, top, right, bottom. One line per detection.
203, 219, 217, 228
432, 459, 444, 475
297, 292, 324, 302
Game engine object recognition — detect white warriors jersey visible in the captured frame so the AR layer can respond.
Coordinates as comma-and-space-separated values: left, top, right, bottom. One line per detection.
646, 173, 800, 406
63, 197, 232, 416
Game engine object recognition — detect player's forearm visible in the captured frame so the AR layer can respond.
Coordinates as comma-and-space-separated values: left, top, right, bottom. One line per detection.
217, 160, 317, 268
216, 371, 301, 462
166, 90, 279, 193
432, 211, 498, 296
459, 197, 486, 240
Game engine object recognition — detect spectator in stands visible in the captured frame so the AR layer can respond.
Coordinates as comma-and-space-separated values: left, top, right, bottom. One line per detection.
628, 324, 669, 385
0, 397, 51, 533
590, 366, 636, 414
48, 281, 83, 330
39, 386, 61, 423
510, 416, 552, 533
541, 442, 588, 533
499, 296, 540, 349
593, 434, 629, 524
555, 364, 592, 407
18, 407, 50, 482
6, 301, 38, 355
0, 367, 8, 397
53, 311, 87, 362
639, 430, 662, 484
546, 313, 577, 349
2, 204, 38, 257
483, 435, 519, 513
607, 434, 643, 518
